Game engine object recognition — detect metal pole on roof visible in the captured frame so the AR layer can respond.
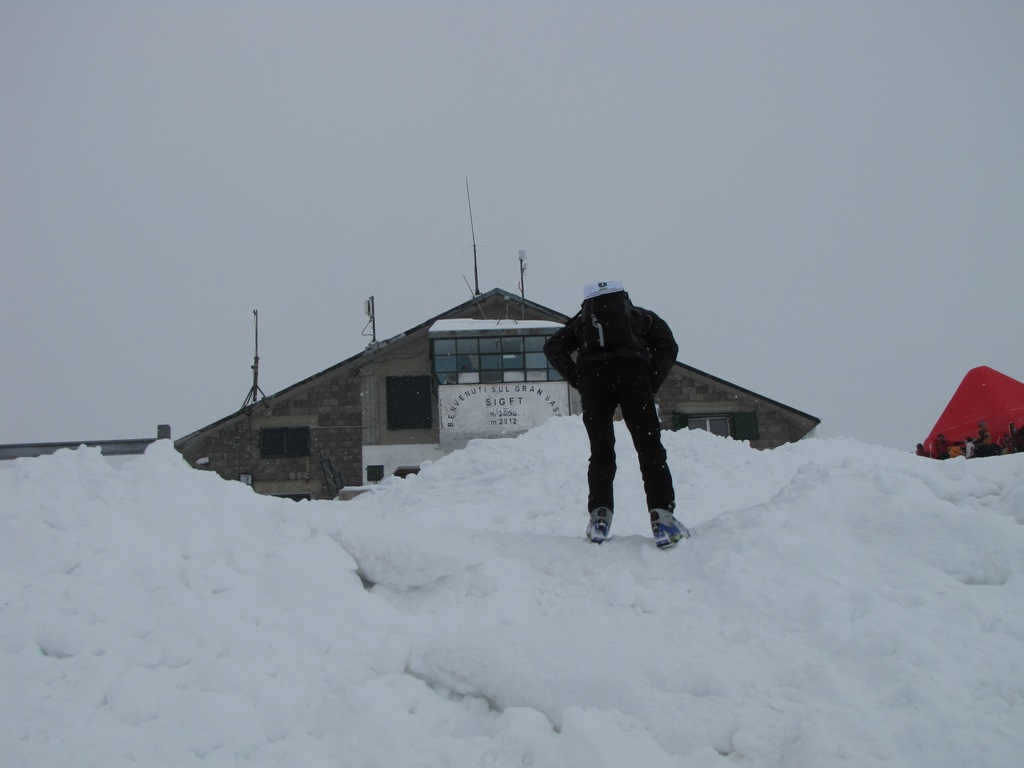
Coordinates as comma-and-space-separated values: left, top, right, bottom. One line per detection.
242, 309, 268, 411
518, 249, 527, 318
363, 295, 377, 345
466, 178, 480, 296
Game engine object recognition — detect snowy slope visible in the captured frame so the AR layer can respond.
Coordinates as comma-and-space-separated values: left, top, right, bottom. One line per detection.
2, 417, 1023, 767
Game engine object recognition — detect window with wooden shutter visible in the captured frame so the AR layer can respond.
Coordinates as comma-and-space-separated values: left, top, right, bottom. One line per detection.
732, 412, 760, 441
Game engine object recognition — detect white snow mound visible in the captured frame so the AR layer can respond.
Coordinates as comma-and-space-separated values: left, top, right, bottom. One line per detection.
2, 417, 1023, 767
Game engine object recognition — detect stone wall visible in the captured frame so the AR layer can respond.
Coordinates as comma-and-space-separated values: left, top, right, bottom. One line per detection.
175, 371, 364, 499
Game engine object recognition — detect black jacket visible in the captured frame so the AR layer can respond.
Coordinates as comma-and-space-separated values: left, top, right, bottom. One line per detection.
544, 299, 679, 393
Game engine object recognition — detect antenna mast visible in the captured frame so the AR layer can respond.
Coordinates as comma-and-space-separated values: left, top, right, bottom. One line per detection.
242, 309, 267, 410
363, 295, 377, 346
465, 177, 481, 296
518, 249, 527, 317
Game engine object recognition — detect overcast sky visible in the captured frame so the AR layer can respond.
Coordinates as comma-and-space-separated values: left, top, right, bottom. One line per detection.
2, 1, 1022, 451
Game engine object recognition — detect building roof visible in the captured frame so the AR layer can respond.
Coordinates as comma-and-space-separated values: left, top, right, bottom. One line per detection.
176, 287, 818, 445
429, 318, 563, 335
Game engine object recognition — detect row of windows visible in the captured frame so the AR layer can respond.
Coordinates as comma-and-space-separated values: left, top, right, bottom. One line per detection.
431, 336, 563, 385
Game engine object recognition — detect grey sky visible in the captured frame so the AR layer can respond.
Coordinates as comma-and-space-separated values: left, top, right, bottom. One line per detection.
3, 2, 1022, 450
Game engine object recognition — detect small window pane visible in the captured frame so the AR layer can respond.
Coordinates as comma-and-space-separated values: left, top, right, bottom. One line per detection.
501, 337, 523, 353
480, 354, 502, 370
526, 370, 547, 381
525, 352, 548, 369
502, 353, 524, 369
456, 338, 478, 353
708, 417, 731, 437
479, 338, 501, 353
458, 371, 480, 383
433, 339, 456, 355
434, 355, 457, 372
524, 336, 547, 352
481, 370, 503, 383
503, 370, 525, 382
456, 354, 478, 372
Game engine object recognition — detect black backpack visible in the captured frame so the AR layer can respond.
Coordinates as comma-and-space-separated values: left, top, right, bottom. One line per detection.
580, 291, 641, 350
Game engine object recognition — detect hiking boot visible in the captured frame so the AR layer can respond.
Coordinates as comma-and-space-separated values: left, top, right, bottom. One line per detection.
586, 507, 613, 544
650, 509, 690, 549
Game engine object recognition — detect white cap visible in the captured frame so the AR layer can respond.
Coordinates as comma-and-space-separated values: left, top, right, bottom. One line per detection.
583, 281, 624, 299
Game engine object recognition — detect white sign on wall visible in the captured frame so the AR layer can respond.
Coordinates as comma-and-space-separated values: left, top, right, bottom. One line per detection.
439, 382, 570, 450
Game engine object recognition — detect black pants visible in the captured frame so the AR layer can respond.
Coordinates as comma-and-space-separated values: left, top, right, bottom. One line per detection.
578, 358, 675, 513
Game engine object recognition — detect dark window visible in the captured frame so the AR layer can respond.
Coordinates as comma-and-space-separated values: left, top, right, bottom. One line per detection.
261, 427, 311, 458
387, 375, 432, 430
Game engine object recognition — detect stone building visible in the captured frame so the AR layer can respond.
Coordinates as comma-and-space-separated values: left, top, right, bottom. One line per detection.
174, 288, 819, 500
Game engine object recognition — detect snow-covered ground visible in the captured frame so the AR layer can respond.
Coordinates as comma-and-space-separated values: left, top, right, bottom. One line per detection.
3, 417, 1023, 767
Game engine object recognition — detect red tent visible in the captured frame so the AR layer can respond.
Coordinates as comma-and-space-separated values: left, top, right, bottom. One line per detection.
923, 366, 1024, 456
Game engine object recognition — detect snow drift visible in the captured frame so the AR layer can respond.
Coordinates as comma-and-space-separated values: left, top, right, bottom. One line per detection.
2, 417, 1023, 767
